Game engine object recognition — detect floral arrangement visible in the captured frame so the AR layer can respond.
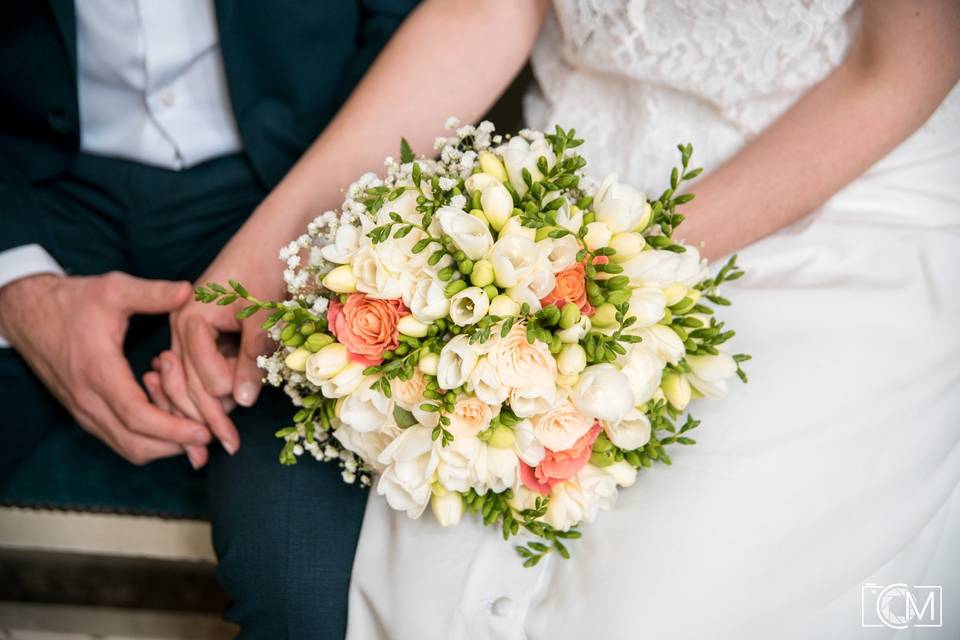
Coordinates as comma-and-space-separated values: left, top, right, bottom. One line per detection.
196, 119, 749, 564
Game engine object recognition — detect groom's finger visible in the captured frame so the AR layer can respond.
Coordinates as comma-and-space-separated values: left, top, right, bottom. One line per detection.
233, 325, 271, 407
158, 351, 204, 422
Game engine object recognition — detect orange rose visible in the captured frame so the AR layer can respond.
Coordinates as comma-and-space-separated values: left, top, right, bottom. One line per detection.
327, 293, 407, 366
540, 262, 593, 315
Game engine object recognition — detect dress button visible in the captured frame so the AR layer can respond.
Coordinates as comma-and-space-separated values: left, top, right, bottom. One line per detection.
491, 597, 514, 617
159, 90, 176, 107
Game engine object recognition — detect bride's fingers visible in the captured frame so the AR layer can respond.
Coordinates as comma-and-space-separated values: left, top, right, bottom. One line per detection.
184, 443, 209, 470
143, 371, 173, 413
233, 326, 271, 408
158, 351, 205, 422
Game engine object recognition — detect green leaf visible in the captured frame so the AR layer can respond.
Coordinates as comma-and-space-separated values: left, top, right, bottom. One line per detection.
400, 138, 415, 163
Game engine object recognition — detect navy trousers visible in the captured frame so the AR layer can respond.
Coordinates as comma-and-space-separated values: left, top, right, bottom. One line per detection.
0, 153, 367, 638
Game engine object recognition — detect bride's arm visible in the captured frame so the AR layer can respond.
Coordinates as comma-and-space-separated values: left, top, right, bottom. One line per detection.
164, 0, 549, 439
679, 0, 960, 260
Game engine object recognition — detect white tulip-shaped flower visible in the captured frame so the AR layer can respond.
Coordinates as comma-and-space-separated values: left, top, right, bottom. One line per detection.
406, 275, 449, 323
594, 174, 650, 233
686, 353, 737, 398
603, 408, 653, 450
491, 235, 539, 288
480, 182, 514, 231
436, 206, 494, 261
437, 334, 481, 390
431, 490, 464, 527
320, 223, 361, 264
337, 376, 394, 433
449, 286, 490, 326
377, 426, 440, 518
499, 135, 555, 197
572, 364, 634, 423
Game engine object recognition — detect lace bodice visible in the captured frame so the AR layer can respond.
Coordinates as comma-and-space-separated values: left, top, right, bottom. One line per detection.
526, 0, 960, 203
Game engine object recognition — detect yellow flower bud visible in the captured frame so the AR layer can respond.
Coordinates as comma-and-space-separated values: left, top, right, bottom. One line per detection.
556, 373, 579, 387
487, 425, 516, 449
470, 258, 495, 288
419, 351, 440, 376
489, 294, 521, 317
557, 343, 587, 376
321, 264, 357, 293
469, 208, 489, 226
609, 232, 646, 263
591, 303, 619, 328
481, 182, 514, 232
632, 201, 653, 232
398, 315, 429, 338
305, 343, 350, 384
283, 347, 311, 372
661, 372, 691, 411
583, 221, 613, 251
559, 302, 581, 329
663, 283, 688, 306
479, 150, 508, 183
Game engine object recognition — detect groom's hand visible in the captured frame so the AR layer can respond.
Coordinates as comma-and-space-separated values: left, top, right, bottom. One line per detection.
0, 272, 212, 466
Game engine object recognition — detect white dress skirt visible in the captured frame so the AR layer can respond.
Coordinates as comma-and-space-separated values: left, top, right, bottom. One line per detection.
347, 2, 960, 638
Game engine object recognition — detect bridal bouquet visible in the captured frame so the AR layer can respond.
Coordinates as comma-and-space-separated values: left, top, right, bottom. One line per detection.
197, 119, 749, 564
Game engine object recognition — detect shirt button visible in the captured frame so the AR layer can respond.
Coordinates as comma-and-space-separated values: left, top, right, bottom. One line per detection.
491, 597, 514, 617
159, 90, 176, 107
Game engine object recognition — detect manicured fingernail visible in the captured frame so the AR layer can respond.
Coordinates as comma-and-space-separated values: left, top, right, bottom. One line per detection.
235, 383, 257, 408
192, 429, 209, 445
222, 439, 239, 455
187, 449, 203, 470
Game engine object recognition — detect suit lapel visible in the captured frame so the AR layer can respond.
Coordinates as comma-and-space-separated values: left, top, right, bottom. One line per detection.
48, 0, 77, 76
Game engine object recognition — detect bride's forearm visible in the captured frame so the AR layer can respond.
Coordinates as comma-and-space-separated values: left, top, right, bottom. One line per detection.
211, 0, 549, 279
680, 0, 960, 261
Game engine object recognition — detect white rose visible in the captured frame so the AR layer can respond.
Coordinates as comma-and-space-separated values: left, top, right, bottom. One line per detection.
480, 182, 514, 231
490, 235, 539, 288
431, 490, 464, 527
594, 174, 650, 233
319, 361, 366, 398
576, 464, 620, 518
583, 221, 613, 251
320, 224, 361, 264
391, 368, 428, 411
436, 435, 482, 492
351, 244, 408, 299
542, 476, 599, 531
635, 325, 686, 365
377, 426, 440, 518
539, 235, 580, 273
305, 343, 349, 385
603, 408, 652, 450
686, 353, 737, 398
436, 206, 494, 261
468, 357, 509, 405
618, 342, 665, 406
406, 275, 449, 323
333, 423, 400, 473
437, 334, 481, 390
572, 364, 634, 422
531, 396, 593, 451
499, 135, 555, 197
337, 376, 393, 433
488, 321, 557, 391
449, 286, 490, 326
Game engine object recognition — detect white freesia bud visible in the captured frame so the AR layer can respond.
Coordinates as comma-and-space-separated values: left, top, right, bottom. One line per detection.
478, 150, 509, 183
339, 376, 393, 433
419, 351, 439, 376
556, 315, 591, 343
491, 235, 539, 288
436, 206, 494, 261
572, 364, 633, 422
397, 315, 429, 338
686, 353, 737, 398
407, 276, 450, 323
557, 344, 587, 376
480, 182, 514, 232
464, 172, 498, 195
583, 221, 613, 251
431, 489, 464, 527
319, 361, 366, 398
499, 136, 555, 197
605, 460, 638, 487
624, 286, 667, 329
320, 224, 360, 264
556, 373, 579, 387
305, 343, 350, 385
321, 264, 358, 293
497, 216, 537, 241
604, 408, 652, 450
449, 286, 490, 326
661, 372, 692, 411
608, 232, 646, 263
437, 334, 481, 390
489, 294, 521, 317
284, 347, 311, 372
594, 174, 649, 234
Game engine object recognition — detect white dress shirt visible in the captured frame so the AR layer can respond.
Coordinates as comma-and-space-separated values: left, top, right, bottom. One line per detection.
0, 0, 241, 344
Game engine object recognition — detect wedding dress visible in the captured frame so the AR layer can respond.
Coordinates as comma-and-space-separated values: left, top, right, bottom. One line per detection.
348, 2, 960, 638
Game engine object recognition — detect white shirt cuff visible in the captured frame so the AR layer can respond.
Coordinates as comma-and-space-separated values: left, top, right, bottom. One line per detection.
0, 244, 65, 347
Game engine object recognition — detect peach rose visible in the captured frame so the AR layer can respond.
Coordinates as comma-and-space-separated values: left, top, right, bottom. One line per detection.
447, 395, 497, 438
488, 321, 557, 391
540, 262, 593, 315
391, 368, 428, 412
520, 423, 602, 496
327, 293, 408, 366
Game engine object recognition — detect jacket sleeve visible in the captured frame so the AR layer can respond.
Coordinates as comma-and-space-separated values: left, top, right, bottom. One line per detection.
336, 0, 421, 102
